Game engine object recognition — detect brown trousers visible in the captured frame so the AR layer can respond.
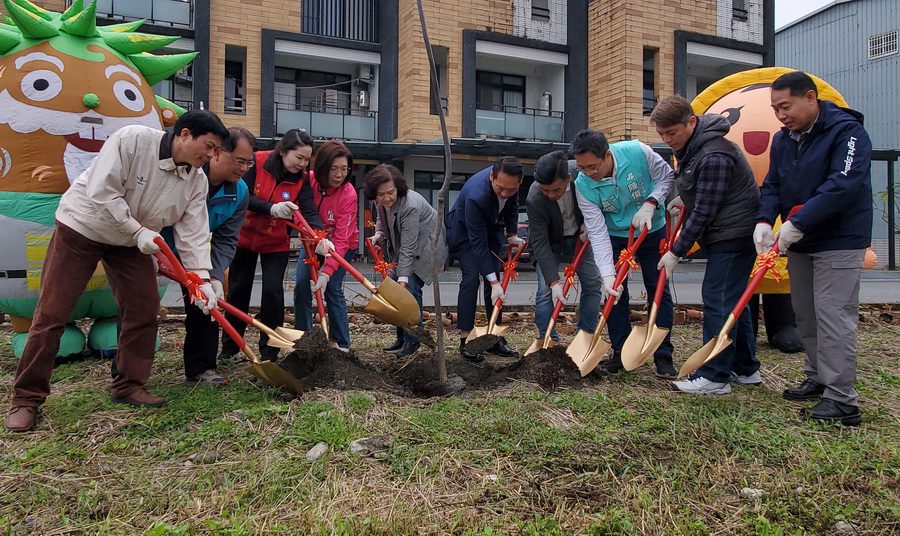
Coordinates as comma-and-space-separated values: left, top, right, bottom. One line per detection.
11, 222, 160, 407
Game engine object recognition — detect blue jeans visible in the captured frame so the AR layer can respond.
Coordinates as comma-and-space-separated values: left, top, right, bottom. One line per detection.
607, 227, 674, 357
395, 273, 425, 344
534, 237, 602, 340
697, 247, 759, 383
293, 247, 354, 348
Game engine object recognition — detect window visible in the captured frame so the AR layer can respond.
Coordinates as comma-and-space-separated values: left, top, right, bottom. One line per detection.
224, 45, 246, 114
642, 48, 658, 116
301, 0, 379, 43
732, 0, 748, 22
274, 68, 353, 113
152, 63, 193, 110
869, 30, 899, 60
430, 46, 449, 115
531, 0, 550, 22
476, 71, 525, 113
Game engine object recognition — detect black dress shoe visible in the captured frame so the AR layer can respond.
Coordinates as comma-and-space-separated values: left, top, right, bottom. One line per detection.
460, 339, 485, 363
783, 378, 825, 401
488, 337, 518, 357
597, 350, 624, 375
801, 398, 861, 426
384, 339, 404, 353
653, 355, 677, 379
396, 340, 421, 359
769, 326, 804, 353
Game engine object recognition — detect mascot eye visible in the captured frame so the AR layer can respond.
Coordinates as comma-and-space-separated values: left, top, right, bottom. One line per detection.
721, 106, 744, 126
20, 70, 63, 102
113, 80, 145, 112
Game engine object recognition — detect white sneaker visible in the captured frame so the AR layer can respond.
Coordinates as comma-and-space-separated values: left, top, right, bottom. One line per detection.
336, 346, 350, 353
732, 371, 762, 385
671, 376, 732, 395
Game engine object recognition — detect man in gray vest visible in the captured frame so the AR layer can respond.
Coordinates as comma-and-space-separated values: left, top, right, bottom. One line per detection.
652, 95, 761, 395
526, 150, 604, 348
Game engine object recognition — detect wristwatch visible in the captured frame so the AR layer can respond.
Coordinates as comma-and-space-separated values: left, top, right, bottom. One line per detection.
645, 196, 660, 207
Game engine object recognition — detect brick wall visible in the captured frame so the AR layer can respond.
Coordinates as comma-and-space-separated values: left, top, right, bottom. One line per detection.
587, 0, 716, 143
396, 0, 514, 142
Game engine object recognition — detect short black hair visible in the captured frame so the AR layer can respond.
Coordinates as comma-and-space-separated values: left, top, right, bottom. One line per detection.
533, 150, 570, 185
650, 96, 695, 128
363, 164, 409, 200
222, 127, 256, 152
172, 110, 228, 142
491, 156, 523, 180
771, 71, 818, 98
570, 129, 609, 158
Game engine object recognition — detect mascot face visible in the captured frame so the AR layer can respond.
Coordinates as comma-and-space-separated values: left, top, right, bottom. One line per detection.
0, 41, 164, 191
0, 0, 196, 194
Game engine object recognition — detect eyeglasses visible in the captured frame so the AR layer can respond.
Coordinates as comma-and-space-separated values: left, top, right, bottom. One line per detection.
223, 150, 255, 169
577, 163, 603, 176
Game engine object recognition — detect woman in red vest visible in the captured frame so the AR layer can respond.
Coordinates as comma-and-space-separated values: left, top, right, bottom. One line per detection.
293, 141, 359, 352
221, 129, 329, 360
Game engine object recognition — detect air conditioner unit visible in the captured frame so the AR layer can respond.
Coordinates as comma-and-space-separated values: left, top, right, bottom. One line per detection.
358, 64, 374, 84
357, 90, 369, 109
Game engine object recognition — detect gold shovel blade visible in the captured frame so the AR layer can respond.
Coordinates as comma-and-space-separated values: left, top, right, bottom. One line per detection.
275, 326, 305, 341
266, 336, 297, 350
638, 325, 670, 365
621, 325, 650, 371
677, 335, 733, 378
364, 277, 421, 328
524, 338, 543, 356
247, 362, 304, 395
567, 329, 612, 377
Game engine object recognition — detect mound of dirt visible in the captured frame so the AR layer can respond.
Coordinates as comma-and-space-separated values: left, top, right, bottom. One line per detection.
279, 348, 396, 392
513, 346, 590, 390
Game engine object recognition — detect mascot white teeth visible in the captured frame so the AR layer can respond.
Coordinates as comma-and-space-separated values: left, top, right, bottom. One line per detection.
0, 0, 195, 359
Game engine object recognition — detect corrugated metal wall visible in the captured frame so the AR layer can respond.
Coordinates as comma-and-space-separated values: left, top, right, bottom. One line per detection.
776, 0, 899, 265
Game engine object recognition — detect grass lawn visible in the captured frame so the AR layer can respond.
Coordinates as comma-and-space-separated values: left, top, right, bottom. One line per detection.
0, 312, 897, 534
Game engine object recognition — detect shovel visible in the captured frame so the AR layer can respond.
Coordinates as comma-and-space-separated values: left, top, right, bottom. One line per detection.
567, 226, 648, 376
152, 238, 303, 395
621, 209, 686, 371
275, 237, 331, 344
677, 205, 802, 378
524, 239, 590, 356
286, 212, 421, 329
464, 242, 527, 354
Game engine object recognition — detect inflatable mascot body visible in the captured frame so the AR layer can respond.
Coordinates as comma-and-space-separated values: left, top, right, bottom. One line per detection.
691, 67, 866, 352
0, 0, 195, 357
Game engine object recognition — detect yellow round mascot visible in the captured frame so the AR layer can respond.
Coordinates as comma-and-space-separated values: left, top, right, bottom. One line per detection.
691, 67, 848, 353
0, 0, 194, 359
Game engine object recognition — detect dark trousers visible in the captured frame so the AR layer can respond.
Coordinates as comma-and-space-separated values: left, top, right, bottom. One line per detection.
181, 285, 220, 378
607, 227, 674, 357
697, 246, 759, 383
750, 293, 796, 338
12, 222, 159, 407
455, 248, 501, 333
222, 246, 289, 360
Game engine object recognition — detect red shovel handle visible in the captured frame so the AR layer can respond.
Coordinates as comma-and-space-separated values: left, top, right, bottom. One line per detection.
548, 239, 591, 318
600, 226, 648, 318
287, 216, 370, 288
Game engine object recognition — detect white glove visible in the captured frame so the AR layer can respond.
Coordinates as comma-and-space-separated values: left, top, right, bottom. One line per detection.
270, 201, 298, 220
489, 281, 507, 304
579, 223, 589, 242
310, 272, 330, 294
631, 201, 656, 231
315, 238, 335, 256
753, 223, 776, 254
134, 227, 161, 254
666, 196, 683, 221
657, 251, 680, 278
601, 275, 621, 304
210, 278, 225, 301
368, 231, 384, 245
550, 280, 567, 304
777, 221, 804, 253
507, 234, 525, 255
195, 282, 218, 315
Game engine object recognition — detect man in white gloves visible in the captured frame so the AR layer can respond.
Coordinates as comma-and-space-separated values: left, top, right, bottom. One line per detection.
161, 127, 257, 386
570, 129, 678, 378
756, 72, 872, 426
444, 157, 524, 362
525, 152, 605, 348
5, 111, 229, 433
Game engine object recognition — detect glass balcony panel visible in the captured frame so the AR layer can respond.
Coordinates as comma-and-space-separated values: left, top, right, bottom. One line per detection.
276, 109, 312, 135
155, 0, 192, 27
310, 112, 345, 139
114, 0, 152, 19
343, 115, 376, 140
504, 112, 534, 140
475, 109, 506, 137
534, 115, 564, 142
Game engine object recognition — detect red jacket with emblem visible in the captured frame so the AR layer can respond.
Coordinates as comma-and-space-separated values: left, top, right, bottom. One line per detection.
311, 172, 359, 276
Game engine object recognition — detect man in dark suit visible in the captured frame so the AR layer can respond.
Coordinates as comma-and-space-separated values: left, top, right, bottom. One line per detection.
526, 151, 605, 346
445, 156, 525, 362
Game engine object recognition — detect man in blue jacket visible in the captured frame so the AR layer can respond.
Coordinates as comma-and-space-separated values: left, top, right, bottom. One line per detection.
445, 157, 525, 362
754, 71, 872, 426
163, 127, 254, 385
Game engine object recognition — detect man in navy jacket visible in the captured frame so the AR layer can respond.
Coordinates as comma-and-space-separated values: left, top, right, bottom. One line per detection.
445, 157, 524, 362
754, 71, 872, 426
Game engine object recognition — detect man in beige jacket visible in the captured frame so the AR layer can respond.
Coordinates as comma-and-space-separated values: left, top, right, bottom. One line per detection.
5, 110, 229, 433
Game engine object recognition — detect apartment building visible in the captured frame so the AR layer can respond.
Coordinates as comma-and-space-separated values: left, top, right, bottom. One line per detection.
12, 0, 773, 245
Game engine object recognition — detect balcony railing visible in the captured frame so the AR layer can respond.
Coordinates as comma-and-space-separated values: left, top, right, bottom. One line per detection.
275, 103, 377, 141
302, 0, 379, 43
90, 0, 193, 29
475, 104, 564, 142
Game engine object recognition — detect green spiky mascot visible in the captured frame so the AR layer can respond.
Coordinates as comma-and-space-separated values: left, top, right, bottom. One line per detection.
0, 0, 195, 359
